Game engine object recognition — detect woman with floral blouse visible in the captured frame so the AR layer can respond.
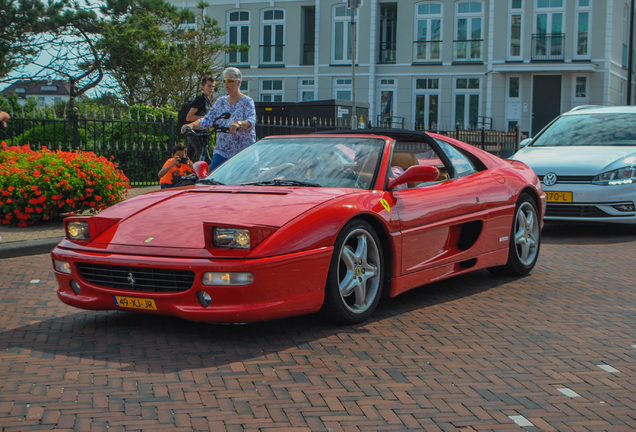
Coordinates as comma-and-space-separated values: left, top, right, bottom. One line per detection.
182, 67, 256, 171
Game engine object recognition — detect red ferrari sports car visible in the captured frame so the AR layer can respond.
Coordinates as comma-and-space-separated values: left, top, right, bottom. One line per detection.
51, 130, 545, 324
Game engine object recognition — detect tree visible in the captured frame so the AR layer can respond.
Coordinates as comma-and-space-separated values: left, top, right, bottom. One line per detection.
3, 0, 103, 114
2, 0, 247, 108
100, 1, 248, 106
0, 0, 72, 78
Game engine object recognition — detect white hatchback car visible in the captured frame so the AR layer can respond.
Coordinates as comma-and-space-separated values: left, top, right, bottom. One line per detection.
512, 105, 636, 224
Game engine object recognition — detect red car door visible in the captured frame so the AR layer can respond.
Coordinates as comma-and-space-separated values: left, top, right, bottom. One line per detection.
394, 172, 489, 275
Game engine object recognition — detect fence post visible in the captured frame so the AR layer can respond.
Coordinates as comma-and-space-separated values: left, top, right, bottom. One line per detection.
481, 126, 485, 150
515, 123, 521, 154
168, 114, 175, 148
455, 123, 460, 140
72, 108, 79, 150
313, 116, 318, 132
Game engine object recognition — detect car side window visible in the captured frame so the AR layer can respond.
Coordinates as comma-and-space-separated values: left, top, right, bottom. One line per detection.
390, 141, 452, 189
435, 139, 477, 177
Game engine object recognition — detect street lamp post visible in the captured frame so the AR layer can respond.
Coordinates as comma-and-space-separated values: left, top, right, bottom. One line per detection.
348, 0, 361, 128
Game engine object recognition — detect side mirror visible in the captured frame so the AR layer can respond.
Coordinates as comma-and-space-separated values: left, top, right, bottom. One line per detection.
193, 161, 209, 179
387, 165, 440, 190
519, 138, 532, 149
220, 112, 231, 119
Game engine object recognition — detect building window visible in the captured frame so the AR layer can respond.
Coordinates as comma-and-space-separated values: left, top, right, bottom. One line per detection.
261, 9, 285, 65
454, 78, 480, 129
572, 75, 589, 108
377, 78, 396, 127
228, 11, 250, 65
454, 1, 483, 62
240, 80, 249, 92
41, 85, 58, 91
15, 87, 26, 93
260, 79, 283, 102
414, 2, 443, 62
37, 97, 46, 104
334, 78, 352, 100
505, 76, 521, 131
299, 79, 314, 102
379, 4, 397, 63
414, 77, 440, 131
508, 0, 522, 60
332, 5, 358, 64
534, 0, 564, 61
575, 76, 586, 98
620, 80, 625, 105
623, 5, 629, 68
574, 0, 590, 59
301, 6, 315, 65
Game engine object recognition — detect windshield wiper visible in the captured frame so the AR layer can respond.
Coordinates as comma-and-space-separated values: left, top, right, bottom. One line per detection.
241, 179, 321, 187
196, 178, 225, 185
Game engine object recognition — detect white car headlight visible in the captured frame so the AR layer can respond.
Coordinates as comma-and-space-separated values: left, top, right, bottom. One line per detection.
592, 166, 636, 186
213, 227, 251, 249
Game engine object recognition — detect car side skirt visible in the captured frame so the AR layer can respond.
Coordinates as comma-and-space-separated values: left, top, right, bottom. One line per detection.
388, 248, 509, 298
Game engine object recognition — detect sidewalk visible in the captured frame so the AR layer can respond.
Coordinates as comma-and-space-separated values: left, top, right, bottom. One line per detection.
0, 186, 160, 259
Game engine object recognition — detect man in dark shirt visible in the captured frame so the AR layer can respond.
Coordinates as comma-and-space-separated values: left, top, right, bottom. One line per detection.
186, 76, 215, 164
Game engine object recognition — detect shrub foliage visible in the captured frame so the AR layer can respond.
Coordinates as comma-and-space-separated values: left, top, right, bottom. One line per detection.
0, 142, 130, 227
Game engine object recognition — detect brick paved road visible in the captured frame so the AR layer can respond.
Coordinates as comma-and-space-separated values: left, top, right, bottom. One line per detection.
1, 223, 636, 431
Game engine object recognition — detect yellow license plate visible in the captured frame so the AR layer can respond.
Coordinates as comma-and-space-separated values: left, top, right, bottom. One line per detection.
113, 295, 157, 310
546, 191, 573, 203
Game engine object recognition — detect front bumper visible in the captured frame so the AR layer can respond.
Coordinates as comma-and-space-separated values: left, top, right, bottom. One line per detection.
541, 182, 636, 224
52, 246, 332, 323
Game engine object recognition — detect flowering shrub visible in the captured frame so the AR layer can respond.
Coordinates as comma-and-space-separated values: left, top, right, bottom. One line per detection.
0, 142, 130, 227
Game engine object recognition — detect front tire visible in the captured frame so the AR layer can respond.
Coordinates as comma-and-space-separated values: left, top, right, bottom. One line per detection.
320, 219, 384, 324
489, 193, 541, 276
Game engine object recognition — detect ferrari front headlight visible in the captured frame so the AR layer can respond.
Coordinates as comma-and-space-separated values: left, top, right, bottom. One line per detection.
213, 227, 251, 249
66, 221, 90, 240
592, 167, 636, 186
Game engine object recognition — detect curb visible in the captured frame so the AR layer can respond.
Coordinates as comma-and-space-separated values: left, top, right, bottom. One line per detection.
0, 237, 63, 260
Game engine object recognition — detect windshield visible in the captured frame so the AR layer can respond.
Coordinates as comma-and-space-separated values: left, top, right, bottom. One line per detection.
205, 137, 385, 189
532, 113, 636, 146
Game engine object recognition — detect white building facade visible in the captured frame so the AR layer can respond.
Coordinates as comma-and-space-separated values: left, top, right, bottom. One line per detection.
177, 0, 635, 136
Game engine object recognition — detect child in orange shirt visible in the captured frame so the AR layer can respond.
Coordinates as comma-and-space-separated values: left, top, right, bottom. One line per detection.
158, 144, 194, 189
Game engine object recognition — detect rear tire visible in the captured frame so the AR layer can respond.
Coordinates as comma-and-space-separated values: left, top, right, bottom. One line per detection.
320, 219, 384, 324
489, 193, 541, 276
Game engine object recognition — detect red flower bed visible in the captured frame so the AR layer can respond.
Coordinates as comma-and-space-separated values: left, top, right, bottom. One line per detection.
0, 142, 130, 227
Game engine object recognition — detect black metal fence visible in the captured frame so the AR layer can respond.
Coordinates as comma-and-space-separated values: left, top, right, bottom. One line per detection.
1, 113, 523, 186
1, 112, 178, 186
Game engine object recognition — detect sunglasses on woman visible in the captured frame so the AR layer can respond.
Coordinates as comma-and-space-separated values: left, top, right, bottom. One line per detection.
224, 78, 238, 83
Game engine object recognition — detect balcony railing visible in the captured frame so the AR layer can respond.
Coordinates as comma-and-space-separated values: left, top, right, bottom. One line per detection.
302, 43, 314, 65
260, 45, 285, 66
379, 42, 396, 64
532, 33, 564, 61
453, 40, 483, 62
226, 49, 250, 66
413, 41, 442, 62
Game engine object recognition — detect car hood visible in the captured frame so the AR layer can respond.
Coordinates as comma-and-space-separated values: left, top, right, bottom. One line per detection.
512, 146, 636, 175
94, 186, 356, 248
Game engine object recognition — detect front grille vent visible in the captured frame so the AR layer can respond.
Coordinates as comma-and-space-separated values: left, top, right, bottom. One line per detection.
546, 204, 612, 218
77, 263, 195, 293
538, 175, 594, 184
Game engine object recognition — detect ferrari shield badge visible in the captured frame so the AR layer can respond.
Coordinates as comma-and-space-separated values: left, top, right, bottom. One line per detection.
379, 199, 391, 213
144, 237, 155, 243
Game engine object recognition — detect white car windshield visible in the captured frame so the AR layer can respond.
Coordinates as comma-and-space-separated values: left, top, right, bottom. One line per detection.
204, 137, 385, 189
532, 113, 636, 146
